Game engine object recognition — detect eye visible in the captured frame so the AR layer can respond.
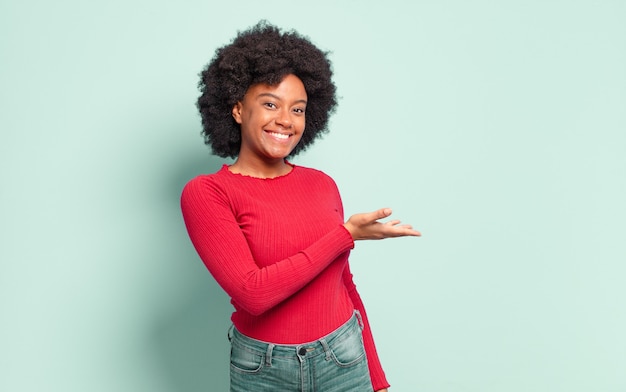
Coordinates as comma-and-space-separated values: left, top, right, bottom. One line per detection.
293, 107, 306, 114
264, 102, 277, 109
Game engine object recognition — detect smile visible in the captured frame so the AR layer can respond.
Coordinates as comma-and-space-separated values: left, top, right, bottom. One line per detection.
266, 131, 291, 140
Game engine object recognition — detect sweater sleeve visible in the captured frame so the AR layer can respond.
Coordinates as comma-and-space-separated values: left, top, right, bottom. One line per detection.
343, 263, 390, 391
181, 176, 355, 316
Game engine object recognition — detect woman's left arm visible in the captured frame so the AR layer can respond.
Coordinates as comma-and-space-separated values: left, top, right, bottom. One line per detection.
342, 263, 391, 391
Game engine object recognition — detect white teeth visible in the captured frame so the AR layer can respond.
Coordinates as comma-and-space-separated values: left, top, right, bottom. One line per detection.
268, 131, 289, 139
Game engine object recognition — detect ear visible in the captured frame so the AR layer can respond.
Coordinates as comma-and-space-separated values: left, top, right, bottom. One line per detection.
232, 102, 243, 124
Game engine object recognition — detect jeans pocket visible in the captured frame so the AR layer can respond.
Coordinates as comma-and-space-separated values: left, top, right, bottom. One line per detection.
329, 328, 366, 368
230, 344, 264, 374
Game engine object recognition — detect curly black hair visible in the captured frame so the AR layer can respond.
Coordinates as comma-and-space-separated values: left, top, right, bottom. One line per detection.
197, 21, 337, 158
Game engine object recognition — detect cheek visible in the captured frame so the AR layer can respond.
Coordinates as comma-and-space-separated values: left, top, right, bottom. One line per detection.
296, 117, 306, 132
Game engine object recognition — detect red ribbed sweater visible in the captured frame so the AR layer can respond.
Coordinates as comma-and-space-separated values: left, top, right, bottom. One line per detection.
181, 164, 389, 390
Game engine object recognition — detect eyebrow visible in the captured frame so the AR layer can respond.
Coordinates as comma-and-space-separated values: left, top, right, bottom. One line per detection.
256, 93, 307, 105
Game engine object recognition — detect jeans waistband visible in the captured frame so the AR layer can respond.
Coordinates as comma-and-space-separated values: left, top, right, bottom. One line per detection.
228, 310, 363, 364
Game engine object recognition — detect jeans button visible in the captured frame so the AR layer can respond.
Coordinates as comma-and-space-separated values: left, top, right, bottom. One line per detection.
298, 347, 307, 356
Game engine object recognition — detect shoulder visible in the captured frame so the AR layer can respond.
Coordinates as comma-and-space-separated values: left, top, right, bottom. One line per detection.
292, 165, 341, 193
181, 166, 231, 205
293, 165, 335, 183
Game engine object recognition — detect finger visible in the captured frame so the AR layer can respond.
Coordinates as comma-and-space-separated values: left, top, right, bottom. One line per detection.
374, 208, 392, 220
387, 226, 421, 237
362, 208, 392, 223
404, 228, 421, 236
384, 221, 416, 230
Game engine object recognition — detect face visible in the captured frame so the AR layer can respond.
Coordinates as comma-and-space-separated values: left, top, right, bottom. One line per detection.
232, 74, 307, 163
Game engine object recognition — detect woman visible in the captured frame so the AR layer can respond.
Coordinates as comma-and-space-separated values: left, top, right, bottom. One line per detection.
181, 22, 420, 392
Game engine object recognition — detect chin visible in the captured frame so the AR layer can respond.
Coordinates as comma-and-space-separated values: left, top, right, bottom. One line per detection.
266, 147, 296, 159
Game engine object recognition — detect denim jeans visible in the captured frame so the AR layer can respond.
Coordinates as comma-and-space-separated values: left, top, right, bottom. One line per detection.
228, 311, 373, 392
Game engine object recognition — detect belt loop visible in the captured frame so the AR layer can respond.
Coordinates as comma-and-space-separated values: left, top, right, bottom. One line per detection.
355, 310, 364, 330
227, 324, 234, 342
265, 344, 274, 366
319, 338, 332, 361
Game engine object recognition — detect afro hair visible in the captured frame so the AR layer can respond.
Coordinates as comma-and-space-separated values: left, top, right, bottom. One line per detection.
197, 21, 338, 158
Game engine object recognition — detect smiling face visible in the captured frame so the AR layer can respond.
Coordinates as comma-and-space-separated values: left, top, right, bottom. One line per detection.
232, 74, 307, 166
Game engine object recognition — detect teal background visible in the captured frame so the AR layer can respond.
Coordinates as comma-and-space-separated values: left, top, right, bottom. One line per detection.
1, 1, 625, 391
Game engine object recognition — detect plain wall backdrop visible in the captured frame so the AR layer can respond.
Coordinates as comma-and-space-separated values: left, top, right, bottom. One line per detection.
1, 0, 625, 391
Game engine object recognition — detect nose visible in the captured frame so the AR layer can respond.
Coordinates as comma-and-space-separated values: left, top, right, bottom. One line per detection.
275, 109, 292, 129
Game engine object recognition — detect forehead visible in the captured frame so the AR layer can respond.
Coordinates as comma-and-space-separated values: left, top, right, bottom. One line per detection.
245, 74, 307, 100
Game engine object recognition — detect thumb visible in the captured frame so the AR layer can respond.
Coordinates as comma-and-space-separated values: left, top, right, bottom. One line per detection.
371, 208, 392, 220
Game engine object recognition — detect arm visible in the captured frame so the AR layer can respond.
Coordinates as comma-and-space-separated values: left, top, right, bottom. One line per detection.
343, 208, 420, 391
181, 177, 354, 316
343, 263, 390, 391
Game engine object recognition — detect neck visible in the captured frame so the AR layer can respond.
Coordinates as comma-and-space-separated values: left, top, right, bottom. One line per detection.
228, 157, 292, 179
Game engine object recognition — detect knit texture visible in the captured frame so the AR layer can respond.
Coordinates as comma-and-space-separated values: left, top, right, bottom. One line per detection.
181, 164, 389, 390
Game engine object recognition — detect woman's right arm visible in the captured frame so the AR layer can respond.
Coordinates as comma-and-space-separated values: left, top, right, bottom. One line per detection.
180, 178, 355, 316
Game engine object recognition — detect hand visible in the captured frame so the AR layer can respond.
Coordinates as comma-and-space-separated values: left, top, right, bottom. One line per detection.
343, 208, 421, 241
